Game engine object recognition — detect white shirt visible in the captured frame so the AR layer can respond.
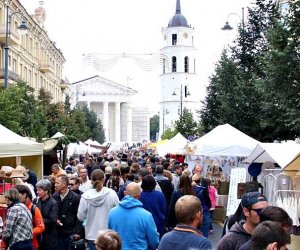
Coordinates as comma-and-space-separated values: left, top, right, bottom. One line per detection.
79, 180, 93, 193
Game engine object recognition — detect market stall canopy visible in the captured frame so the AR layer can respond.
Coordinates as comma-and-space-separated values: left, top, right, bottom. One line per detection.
0, 124, 43, 157
147, 139, 169, 148
193, 124, 259, 156
244, 143, 300, 170
51, 132, 65, 139
84, 139, 102, 147
43, 138, 59, 152
156, 133, 188, 156
67, 141, 101, 157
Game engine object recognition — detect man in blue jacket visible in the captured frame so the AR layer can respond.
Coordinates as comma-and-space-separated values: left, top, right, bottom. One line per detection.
108, 182, 159, 250
158, 195, 212, 250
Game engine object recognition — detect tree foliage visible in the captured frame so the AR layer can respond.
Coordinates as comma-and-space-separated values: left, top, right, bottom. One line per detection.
0, 81, 105, 143
174, 108, 198, 138
200, 0, 300, 141
150, 114, 159, 141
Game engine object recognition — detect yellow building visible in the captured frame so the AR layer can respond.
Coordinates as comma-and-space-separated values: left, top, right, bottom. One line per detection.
0, 0, 67, 103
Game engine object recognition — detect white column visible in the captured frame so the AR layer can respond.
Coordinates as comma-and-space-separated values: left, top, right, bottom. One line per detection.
103, 102, 109, 141
114, 102, 121, 142
126, 103, 133, 143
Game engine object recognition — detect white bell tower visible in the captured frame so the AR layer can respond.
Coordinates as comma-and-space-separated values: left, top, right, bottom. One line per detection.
159, 0, 200, 138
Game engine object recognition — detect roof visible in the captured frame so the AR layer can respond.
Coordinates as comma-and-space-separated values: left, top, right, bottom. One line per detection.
168, 0, 189, 27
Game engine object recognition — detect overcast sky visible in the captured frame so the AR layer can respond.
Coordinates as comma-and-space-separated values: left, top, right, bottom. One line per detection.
21, 0, 252, 112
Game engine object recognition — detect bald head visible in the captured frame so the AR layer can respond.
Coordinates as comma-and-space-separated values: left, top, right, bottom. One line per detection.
125, 182, 141, 199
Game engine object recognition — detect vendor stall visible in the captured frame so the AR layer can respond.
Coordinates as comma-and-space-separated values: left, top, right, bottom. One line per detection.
0, 124, 43, 178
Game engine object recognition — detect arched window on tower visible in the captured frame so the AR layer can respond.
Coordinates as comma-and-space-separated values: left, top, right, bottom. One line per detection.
172, 56, 177, 72
184, 56, 189, 73
172, 34, 177, 45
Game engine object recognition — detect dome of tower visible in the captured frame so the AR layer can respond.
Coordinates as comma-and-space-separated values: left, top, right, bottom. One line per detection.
168, 14, 188, 27
167, 0, 189, 27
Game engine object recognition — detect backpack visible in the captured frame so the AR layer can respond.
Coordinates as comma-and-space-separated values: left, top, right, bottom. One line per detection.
31, 204, 43, 245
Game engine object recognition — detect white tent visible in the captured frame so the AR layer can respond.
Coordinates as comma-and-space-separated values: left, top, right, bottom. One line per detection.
84, 139, 102, 147
156, 133, 188, 156
67, 141, 101, 157
244, 143, 300, 170
193, 124, 259, 157
0, 124, 43, 158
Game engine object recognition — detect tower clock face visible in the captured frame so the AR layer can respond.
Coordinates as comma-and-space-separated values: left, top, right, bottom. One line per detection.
183, 32, 188, 39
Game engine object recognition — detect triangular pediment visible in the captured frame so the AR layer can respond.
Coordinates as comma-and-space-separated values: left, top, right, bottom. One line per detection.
73, 75, 138, 96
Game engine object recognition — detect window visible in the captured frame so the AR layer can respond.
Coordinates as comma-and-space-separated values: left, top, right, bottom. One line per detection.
172, 34, 177, 45
184, 56, 189, 73
12, 59, 17, 72
172, 56, 177, 72
163, 58, 166, 74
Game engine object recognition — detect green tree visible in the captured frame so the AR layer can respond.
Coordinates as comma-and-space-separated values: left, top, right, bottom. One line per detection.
150, 114, 159, 141
0, 85, 23, 131
161, 127, 176, 140
174, 108, 197, 138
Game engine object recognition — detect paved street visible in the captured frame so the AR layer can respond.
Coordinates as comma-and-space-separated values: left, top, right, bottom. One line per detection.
208, 222, 224, 249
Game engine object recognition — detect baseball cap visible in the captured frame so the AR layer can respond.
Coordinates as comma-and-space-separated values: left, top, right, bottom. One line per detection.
241, 192, 267, 208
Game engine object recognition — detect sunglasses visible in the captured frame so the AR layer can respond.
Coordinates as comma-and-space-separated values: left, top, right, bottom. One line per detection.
250, 208, 263, 215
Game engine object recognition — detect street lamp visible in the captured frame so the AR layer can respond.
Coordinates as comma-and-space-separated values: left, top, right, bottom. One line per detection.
172, 84, 190, 119
221, 8, 246, 68
221, 8, 245, 31
4, 4, 29, 89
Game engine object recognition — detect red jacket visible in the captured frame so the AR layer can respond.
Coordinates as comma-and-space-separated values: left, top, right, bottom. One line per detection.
26, 200, 45, 249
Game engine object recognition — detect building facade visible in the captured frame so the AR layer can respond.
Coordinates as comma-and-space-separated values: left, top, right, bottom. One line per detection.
71, 75, 150, 143
159, 0, 201, 138
0, 0, 66, 102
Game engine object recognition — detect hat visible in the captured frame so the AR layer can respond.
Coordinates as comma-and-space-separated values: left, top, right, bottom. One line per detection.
10, 169, 25, 178
15, 165, 29, 180
1, 166, 14, 178
241, 192, 267, 208
248, 163, 262, 177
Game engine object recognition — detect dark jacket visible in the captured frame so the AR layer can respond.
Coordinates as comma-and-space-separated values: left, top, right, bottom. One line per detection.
72, 189, 83, 197
156, 179, 174, 207
239, 240, 251, 250
217, 222, 251, 250
52, 190, 84, 238
193, 185, 211, 212
166, 189, 184, 228
34, 197, 58, 250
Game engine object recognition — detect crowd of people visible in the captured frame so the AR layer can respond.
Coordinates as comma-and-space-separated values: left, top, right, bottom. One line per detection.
0, 150, 293, 250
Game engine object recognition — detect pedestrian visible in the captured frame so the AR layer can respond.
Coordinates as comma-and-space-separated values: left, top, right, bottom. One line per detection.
155, 165, 174, 207
207, 178, 218, 233
239, 205, 293, 250
217, 191, 268, 250
251, 221, 290, 250
35, 179, 58, 250
139, 175, 167, 238
69, 176, 83, 196
53, 175, 84, 250
108, 182, 159, 250
77, 169, 119, 250
2, 188, 34, 250
166, 175, 196, 229
78, 168, 93, 193
95, 230, 122, 250
15, 185, 45, 250
51, 163, 66, 178
192, 175, 212, 237
158, 195, 212, 250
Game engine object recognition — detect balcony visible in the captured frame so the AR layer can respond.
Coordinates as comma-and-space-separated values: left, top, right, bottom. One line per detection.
0, 24, 20, 46
0, 68, 20, 88
39, 61, 54, 73
60, 80, 70, 90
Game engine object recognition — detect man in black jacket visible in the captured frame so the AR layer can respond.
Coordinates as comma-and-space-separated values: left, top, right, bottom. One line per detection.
53, 175, 84, 250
